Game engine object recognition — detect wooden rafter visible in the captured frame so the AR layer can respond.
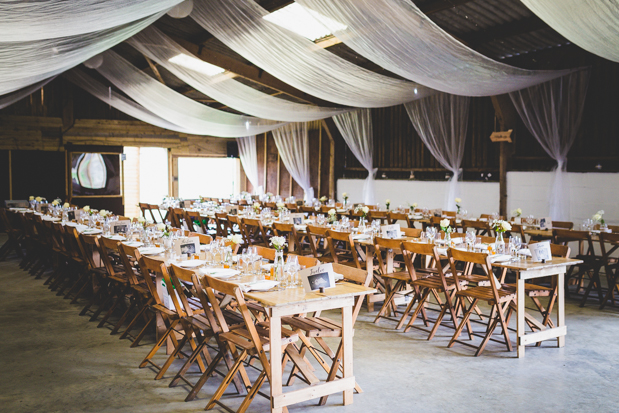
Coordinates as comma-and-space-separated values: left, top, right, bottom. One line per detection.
143, 55, 166, 85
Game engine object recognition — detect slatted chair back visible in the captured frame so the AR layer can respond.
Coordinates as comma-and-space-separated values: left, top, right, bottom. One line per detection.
448, 248, 496, 296
401, 227, 422, 238
139, 203, 153, 221
461, 219, 490, 235
430, 216, 455, 228
159, 263, 193, 318
285, 203, 298, 212
443, 210, 457, 217
118, 242, 142, 286
368, 210, 389, 224
388, 211, 412, 227
137, 255, 167, 306
62, 225, 83, 260
480, 213, 504, 220
326, 229, 361, 268
298, 205, 315, 214
505, 223, 527, 241
306, 224, 331, 259
254, 245, 277, 261
189, 232, 212, 245
77, 234, 100, 271
51, 222, 68, 254
373, 237, 406, 276
97, 236, 125, 278
553, 228, 595, 257
273, 222, 311, 256
226, 214, 244, 238
184, 210, 203, 233
173, 208, 188, 230
242, 217, 269, 246
214, 212, 230, 238
598, 232, 619, 308
553, 221, 574, 230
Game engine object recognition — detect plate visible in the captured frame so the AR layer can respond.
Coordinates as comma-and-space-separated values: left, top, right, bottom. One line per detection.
199, 268, 241, 278
81, 228, 102, 234
260, 263, 274, 271
138, 246, 165, 256
106, 235, 126, 241
241, 280, 279, 291
177, 260, 206, 268
352, 234, 371, 241
123, 241, 144, 247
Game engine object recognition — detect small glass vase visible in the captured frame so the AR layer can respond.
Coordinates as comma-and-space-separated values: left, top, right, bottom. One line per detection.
495, 232, 505, 254
274, 250, 285, 290
445, 231, 452, 247
359, 217, 367, 232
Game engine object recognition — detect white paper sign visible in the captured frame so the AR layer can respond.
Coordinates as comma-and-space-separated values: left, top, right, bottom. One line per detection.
381, 223, 401, 239
530, 241, 552, 262
111, 220, 131, 234
174, 236, 200, 256
300, 263, 335, 293
290, 213, 305, 225
225, 205, 238, 215
539, 217, 552, 230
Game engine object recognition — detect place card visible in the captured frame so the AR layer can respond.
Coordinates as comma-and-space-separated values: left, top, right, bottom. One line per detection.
37, 203, 49, 214
539, 217, 552, 230
111, 220, 131, 235
67, 210, 76, 221
530, 241, 552, 262
225, 205, 238, 215
300, 263, 336, 293
381, 223, 401, 239
183, 200, 192, 208
513, 217, 522, 224
173, 236, 200, 256
290, 213, 305, 225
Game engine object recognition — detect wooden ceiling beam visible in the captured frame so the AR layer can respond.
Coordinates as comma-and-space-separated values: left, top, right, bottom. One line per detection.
169, 35, 339, 107
419, 0, 476, 15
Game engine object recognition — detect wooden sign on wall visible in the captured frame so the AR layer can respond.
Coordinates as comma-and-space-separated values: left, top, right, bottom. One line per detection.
489, 129, 513, 143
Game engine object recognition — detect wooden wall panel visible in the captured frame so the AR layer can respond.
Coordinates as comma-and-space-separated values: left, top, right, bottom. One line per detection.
265, 134, 279, 195
308, 129, 320, 198
319, 130, 331, 198
279, 156, 290, 197
10, 150, 66, 201
0, 150, 10, 201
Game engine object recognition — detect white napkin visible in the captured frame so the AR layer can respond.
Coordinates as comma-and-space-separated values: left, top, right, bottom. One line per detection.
239, 280, 279, 292
490, 254, 512, 263
352, 234, 370, 241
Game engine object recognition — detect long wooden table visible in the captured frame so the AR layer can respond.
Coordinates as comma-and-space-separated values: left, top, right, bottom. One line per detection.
244, 282, 375, 412
492, 257, 582, 358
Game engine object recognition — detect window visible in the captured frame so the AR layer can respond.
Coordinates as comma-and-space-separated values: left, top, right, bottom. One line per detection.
178, 157, 240, 200
123, 147, 169, 219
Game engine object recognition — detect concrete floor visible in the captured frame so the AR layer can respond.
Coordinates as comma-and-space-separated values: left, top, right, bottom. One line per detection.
1, 235, 619, 413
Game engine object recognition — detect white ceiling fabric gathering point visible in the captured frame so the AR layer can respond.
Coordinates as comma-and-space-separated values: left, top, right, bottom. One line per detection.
127, 27, 350, 122
167, 0, 194, 19
272, 123, 315, 202
190, 0, 433, 108
236, 136, 264, 196
521, 0, 619, 63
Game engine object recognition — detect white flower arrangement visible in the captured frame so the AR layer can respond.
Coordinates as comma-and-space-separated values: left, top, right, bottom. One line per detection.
83, 205, 90, 212
409, 202, 418, 211
319, 196, 328, 203
513, 208, 522, 217
51, 200, 59, 206
385, 199, 391, 210
99, 210, 110, 218
276, 202, 287, 213
593, 210, 605, 225
63, 202, 70, 209
493, 220, 512, 233
270, 236, 287, 251
137, 216, 146, 224
328, 208, 336, 216
342, 192, 348, 199
455, 198, 462, 213
29, 196, 34, 201
355, 205, 370, 219
156, 223, 166, 231
228, 234, 244, 245
440, 218, 452, 233
35, 196, 42, 203
253, 202, 261, 212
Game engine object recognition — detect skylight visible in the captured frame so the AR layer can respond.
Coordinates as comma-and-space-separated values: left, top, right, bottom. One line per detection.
263, 3, 347, 42
168, 53, 225, 76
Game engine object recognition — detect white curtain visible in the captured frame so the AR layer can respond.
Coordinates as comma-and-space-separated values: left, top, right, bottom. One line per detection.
297, 0, 569, 96
0, 77, 56, 110
509, 70, 590, 221
521, 0, 619, 63
66, 68, 194, 134
332, 109, 376, 204
405, 94, 470, 211
0, 0, 181, 42
94, 50, 285, 137
0, 14, 163, 96
236, 136, 263, 196
190, 0, 432, 108
127, 27, 349, 121
271, 123, 314, 202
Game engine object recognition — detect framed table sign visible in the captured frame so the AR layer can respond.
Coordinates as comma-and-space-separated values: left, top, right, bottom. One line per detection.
381, 224, 401, 239
300, 263, 336, 293
111, 220, 131, 234
539, 217, 553, 230
174, 237, 200, 256
67, 210, 76, 221
290, 213, 305, 225
530, 240, 552, 262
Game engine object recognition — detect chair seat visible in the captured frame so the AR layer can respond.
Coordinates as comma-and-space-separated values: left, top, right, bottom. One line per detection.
460, 273, 491, 287
220, 326, 297, 353
455, 286, 515, 304
380, 271, 410, 282
504, 283, 552, 297
282, 315, 342, 337
412, 275, 467, 290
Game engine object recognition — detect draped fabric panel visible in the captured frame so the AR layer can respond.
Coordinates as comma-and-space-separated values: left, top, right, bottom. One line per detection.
236, 136, 263, 195
66, 68, 193, 134
332, 109, 376, 205
0, 77, 56, 110
128, 27, 349, 122
190, 0, 431, 108
0, 14, 163, 96
509, 70, 590, 221
521, 0, 619, 63
297, 0, 569, 96
271, 123, 314, 202
0, 0, 181, 42
405, 94, 470, 211
95, 50, 285, 137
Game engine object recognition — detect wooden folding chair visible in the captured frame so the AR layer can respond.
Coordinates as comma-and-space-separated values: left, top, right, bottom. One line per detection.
598, 232, 619, 309
273, 222, 313, 256
398, 242, 469, 338
199, 275, 299, 412
388, 211, 414, 228
0, 208, 24, 261
461, 219, 490, 236
553, 221, 574, 230
327, 229, 362, 268
287, 253, 320, 268
368, 210, 389, 225
214, 212, 230, 238
447, 249, 515, 356
443, 210, 457, 217
282, 263, 370, 405
188, 231, 212, 245
306, 224, 332, 261
184, 210, 203, 233
242, 217, 269, 246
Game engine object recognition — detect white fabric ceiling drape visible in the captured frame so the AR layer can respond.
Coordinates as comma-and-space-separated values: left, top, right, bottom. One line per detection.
509, 70, 590, 221
0, 14, 163, 96
296, 0, 569, 96
128, 27, 349, 121
405, 94, 470, 211
521, 0, 619, 63
236, 136, 263, 195
190, 0, 432, 108
271, 123, 314, 202
332, 109, 376, 205
0, 0, 181, 42
66, 68, 194, 134
94, 50, 285, 137
0, 77, 56, 110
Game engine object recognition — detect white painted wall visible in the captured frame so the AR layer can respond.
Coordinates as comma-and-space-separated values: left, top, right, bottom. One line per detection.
338, 171, 619, 225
